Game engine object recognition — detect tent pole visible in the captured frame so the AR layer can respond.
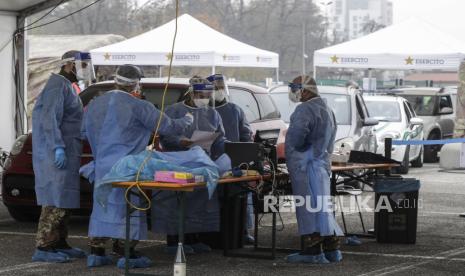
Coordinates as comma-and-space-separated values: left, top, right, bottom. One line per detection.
159, 66, 162, 78
313, 65, 316, 79
275, 68, 279, 82
212, 66, 215, 75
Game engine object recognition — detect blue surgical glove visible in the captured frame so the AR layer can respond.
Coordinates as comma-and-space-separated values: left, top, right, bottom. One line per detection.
184, 112, 194, 125
54, 147, 67, 169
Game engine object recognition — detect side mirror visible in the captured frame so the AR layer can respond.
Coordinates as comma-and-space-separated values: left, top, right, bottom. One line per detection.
363, 117, 379, 126
439, 107, 453, 115
410, 117, 423, 125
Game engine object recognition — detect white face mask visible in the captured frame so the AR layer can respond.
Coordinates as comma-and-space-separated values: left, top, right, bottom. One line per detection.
193, 98, 210, 108
215, 89, 226, 102
289, 89, 302, 103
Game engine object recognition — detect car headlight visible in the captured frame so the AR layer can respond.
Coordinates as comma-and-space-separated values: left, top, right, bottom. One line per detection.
333, 137, 355, 153
10, 134, 28, 156
379, 131, 401, 143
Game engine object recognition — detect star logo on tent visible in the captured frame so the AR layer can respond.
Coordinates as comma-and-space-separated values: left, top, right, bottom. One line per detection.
223, 54, 227, 61
256, 56, 260, 62
330, 55, 339, 63
405, 56, 414, 65
166, 53, 173, 61
103, 53, 111, 60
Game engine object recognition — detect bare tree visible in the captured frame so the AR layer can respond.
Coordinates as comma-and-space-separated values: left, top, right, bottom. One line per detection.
29, 0, 326, 81
361, 19, 386, 35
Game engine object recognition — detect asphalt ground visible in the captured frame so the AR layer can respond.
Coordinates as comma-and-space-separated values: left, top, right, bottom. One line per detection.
0, 163, 465, 275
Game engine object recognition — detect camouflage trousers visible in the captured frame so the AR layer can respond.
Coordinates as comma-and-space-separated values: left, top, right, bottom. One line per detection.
302, 234, 341, 253
89, 237, 138, 256
35, 206, 71, 248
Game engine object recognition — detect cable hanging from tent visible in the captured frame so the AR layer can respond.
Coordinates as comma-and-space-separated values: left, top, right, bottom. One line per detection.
20, 0, 106, 32
1, 0, 106, 55
18, 0, 65, 31
124, 0, 180, 212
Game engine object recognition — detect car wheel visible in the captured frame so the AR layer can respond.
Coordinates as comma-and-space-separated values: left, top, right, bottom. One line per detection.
424, 133, 440, 163
393, 145, 410, 174
411, 147, 423, 168
7, 206, 40, 222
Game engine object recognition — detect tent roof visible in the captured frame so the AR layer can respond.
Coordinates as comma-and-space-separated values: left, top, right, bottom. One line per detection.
0, 0, 73, 15
314, 18, 465, 70
0, 0, 46, 12
91, 14, 279, 68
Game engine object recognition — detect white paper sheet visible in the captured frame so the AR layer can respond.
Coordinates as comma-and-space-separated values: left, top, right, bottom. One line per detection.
189, 130, 220, 151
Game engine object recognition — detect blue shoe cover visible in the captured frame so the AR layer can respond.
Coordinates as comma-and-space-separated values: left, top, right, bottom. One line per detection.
87, 254, 113, 267
117, 256, 153, 269
345, 236, 362, 246
190, 243, 211, 253
56, 247, 87, 258
324, 250, 343, 262
165, 244, 194, 255
244, 234, 255, 244
286, 252, 330, 264
32, 249, 70, 263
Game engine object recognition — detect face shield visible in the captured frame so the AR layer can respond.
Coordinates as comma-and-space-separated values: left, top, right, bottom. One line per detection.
288, 80, 318, 103
191, 83, 214, 109
288, 83, 303, 103
73, 52, 95, 85
207, 74, 229, 103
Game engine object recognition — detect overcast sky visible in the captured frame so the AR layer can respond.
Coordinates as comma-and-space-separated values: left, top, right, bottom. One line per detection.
391, 0, 465, 39
136, 0, 465, 40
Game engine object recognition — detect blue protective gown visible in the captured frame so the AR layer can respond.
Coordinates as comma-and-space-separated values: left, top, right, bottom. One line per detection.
82, 91, 190, 241
215, 102, 252, 142
153, 102, 226, 234
32, 73, 83, 209
285, 97, 343, 237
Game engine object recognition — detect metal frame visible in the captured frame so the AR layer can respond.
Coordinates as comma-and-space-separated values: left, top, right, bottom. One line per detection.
222, 184, 278, 260
123, 188, 186, 276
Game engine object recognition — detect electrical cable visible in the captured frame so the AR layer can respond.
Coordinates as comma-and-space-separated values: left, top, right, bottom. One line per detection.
1, 0, 103, 55
21, 0, 106, 32
18, 0, 65, 31
125, 0, 180, 211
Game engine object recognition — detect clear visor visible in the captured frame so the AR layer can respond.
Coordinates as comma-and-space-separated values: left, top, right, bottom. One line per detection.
288, 83, 303, 94
288, 83, 318, 94
212, 77, 229, 103
191, 85, 214, 108
75, 59, 95, 84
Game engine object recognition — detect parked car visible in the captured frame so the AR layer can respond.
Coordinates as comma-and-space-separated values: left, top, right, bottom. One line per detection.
268, 84, 378, 154
364, 94, 424, 174
2, 78, 287, 221
394, 87, 457, 162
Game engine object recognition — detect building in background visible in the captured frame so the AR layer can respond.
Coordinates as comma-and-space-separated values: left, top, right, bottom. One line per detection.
329, 0, 393, 41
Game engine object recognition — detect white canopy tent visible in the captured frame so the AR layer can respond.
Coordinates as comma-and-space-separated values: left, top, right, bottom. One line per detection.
91, 14, 279, 77
314, 18, 465, 72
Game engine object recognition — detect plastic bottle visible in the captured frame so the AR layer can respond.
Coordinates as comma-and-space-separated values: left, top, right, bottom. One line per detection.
173, 242, 186, 276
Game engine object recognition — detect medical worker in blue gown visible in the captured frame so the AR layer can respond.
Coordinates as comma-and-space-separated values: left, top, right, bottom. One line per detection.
207, 74, 255, 243
82, 65, 193, 268
285, 75, 344, 264
154, 76, 226, 254
32, 51, 92, 263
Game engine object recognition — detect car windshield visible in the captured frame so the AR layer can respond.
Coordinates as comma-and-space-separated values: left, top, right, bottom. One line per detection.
269, 93, 299, 123
320, 93, 351, 125
365, 100, 401, 122
400, 95, 436, 116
